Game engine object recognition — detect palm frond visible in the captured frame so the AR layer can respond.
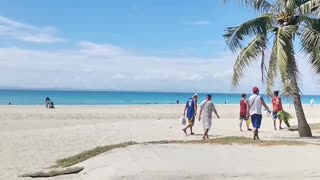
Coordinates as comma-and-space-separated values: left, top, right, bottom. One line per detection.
273, 0, 297, 12
275, 25, 300, 95
232, 34, 267, 86
300, 15, 320, 31
300, 21, 320, 74
223, 0, 273, 13
267, 38, 279, 96
298, 0, 320, 15
224, 14, 274, 53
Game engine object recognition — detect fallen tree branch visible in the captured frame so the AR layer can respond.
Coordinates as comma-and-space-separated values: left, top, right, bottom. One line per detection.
19, 166, 84, 178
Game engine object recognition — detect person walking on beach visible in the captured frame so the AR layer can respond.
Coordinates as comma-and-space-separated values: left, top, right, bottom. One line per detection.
182, 94, 198, 135
272, 91, 283, 130
239, 94, 252, 131
198, 94, 219, 140
247, 87, 271, 140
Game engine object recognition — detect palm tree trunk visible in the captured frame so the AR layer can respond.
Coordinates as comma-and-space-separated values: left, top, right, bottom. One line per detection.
289, 78, 312, 137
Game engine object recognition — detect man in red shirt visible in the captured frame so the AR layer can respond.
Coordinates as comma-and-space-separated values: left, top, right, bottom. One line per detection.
239, 94, 252, 131
272, 91, 283, 130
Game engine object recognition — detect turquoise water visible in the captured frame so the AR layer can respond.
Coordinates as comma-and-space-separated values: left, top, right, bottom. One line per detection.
0, 90, 319, 105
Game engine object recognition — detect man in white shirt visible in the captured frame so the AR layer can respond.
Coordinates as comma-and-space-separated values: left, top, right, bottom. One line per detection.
247, 87, 271, 140
198, 94, 220, 140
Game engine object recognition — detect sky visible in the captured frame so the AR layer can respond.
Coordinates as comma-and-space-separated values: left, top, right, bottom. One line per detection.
0, 0, 319, 94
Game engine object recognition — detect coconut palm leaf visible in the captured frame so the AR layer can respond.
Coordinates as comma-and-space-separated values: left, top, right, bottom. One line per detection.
267, 38, 279, 95
300, 25, 320, 73
274, 25, 299, 94
223, 0, 273, 13
273, 0, 299, 12
298, 0, 320, 15
224, 14, 274, 53
232, 34, 267, 86
285, 0, 300, 9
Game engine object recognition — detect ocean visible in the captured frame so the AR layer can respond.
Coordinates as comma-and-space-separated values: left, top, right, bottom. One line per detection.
0, 90, 319, 105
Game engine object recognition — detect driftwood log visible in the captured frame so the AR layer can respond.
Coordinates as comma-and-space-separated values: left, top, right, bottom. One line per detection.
19, 166, 84, 178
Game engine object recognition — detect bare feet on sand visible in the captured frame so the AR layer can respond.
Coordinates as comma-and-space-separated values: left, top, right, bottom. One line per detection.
182, 129, 187, 135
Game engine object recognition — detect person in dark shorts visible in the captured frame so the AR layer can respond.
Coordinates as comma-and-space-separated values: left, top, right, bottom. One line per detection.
247, 87, 271, 140
182, 94, 198, 135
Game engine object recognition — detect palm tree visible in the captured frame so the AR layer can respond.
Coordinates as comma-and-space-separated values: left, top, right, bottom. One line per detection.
223, 0, 320, 137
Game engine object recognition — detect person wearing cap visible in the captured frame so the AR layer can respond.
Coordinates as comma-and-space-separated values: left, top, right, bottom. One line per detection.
272, 91, 283, 130
182, 93, 198, 135
198, 94, 220, 140
247, 87, 271, 140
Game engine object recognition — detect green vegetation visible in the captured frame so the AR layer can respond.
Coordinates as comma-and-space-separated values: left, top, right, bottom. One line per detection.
56, 136, 306, 168
56, 141, 138, 167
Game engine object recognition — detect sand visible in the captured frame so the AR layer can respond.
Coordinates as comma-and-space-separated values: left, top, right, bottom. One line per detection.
0, 104, 320, 180
80, 144, 320, 180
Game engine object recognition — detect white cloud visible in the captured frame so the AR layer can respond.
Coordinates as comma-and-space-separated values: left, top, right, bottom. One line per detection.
189, 21, 211, 26
77, 41, 128, 57
0, 16, 64, 43
0, 42, 318, 94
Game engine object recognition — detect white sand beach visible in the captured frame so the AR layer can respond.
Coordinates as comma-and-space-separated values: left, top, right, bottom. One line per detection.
1, 105, 320, 180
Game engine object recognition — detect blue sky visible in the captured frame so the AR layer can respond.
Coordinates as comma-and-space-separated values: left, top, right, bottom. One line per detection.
0, 0, 255, 56
0, 0, 318, 94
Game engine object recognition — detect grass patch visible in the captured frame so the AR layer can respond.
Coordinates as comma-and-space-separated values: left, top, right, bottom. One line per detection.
56, 136, 307, 168
147, 136, 306, 146
56, 141, 138, 168
289, 123, 320, 131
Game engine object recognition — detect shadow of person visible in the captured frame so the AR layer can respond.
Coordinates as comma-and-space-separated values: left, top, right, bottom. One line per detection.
192, 134, 222, 138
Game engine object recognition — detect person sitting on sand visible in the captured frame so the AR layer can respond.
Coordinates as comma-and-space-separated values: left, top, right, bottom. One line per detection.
49, 101, 55, 109
198, 94, 219, 140
182, 94, 198, 135
239, 94, 252, 131
247, 87, 271, 140
272, 91, 283, 130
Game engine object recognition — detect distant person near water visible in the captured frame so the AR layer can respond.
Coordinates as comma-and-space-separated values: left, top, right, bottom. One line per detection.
49, 101, 55, 109
239, 94, 252, 131
272, 91, 283, 130
45, 97, 55, 109
45, 97, 51, 108
247, 87, 271, 140
198, 94, 220, 140
310, 98, 314, 108
176, 100, 179, 104
182, 94, 198, 135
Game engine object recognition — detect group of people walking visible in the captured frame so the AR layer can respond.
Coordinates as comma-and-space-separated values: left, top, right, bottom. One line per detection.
182, 93, 220, 140
182, 87, 284, 140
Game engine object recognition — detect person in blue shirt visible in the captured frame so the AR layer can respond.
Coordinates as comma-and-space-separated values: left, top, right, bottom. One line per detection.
182, 94, 198, 135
